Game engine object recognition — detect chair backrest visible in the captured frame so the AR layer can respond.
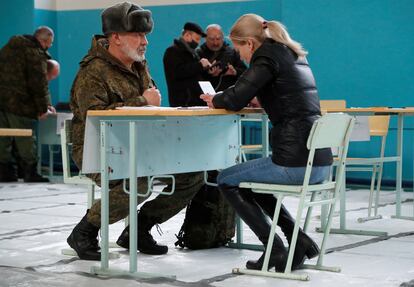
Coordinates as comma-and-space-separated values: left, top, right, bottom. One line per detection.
307, 113, 354, 151
368, 115, 390, 136
320, 100, 347, 110
303, 113, 355, 187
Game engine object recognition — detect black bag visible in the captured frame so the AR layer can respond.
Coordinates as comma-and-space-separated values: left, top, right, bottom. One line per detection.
175, 183, 236, 249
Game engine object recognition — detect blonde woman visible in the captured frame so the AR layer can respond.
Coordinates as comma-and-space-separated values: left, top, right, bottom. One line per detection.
201, 14, 332, 271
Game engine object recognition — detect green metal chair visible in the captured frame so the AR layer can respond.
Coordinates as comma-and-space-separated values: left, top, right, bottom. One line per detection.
234, 113, 355, 281
345, 115, 392, 223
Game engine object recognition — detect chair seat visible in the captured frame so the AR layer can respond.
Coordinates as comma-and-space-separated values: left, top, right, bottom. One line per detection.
239, 181, 336, 194
241, 144, 262, 150
334, 156, 399, 165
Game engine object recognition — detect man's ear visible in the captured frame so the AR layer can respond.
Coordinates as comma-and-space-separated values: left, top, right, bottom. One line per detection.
110, 33, 122, 45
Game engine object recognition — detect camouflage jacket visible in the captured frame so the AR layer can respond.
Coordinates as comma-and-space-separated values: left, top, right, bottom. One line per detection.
70, 35, 153, 167
0, 35, 51, 119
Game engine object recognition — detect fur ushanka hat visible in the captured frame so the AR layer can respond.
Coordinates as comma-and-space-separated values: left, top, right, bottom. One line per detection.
101, 2, 153, 35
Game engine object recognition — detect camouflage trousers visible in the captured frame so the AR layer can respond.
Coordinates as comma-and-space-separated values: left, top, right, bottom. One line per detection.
86, 171, 204, 227
0, 111, 37, 165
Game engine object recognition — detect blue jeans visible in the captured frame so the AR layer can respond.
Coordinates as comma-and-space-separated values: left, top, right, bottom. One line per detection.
217, 157, 331, 188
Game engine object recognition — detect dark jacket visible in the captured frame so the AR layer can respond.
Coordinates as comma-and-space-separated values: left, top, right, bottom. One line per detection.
213, 39, 332, 167
70, 35, 152, 168
163, 38, 205, 107
197, 42, 247, 91
0, 35, 51, 119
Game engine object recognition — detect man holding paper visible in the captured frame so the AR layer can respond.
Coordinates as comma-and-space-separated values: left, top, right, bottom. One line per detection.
163, 22, 213, 107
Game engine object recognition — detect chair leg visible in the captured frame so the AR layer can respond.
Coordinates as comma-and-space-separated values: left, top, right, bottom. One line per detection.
367, 165, 377, 218
284, 194, 307, 273
303, 192, 316, 232
317, 198, 337, 266
374, 163, 384, 217
261, 194, 284, 271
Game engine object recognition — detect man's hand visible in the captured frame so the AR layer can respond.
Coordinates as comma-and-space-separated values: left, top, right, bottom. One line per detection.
200, 94, 216, 108
248, 97, 261, 108
48, 105, 57, 114
38, 105, 56, 120
208, 65, 222, 77
200, 58, 212, 69
143, 87, 161, 106
224, 64, 237, 76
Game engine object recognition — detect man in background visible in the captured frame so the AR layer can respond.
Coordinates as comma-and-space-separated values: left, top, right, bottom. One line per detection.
163, 22, 213, 107
197, 24, 246, 92
0, 26, 56, 182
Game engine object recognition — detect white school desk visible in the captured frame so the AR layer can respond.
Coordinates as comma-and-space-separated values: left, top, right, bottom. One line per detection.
322, 107, 414, 236
81, 107, 264, 278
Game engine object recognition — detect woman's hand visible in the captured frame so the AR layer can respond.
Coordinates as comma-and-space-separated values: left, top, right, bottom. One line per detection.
200, 94, 216, 108
248, 97, 261, 108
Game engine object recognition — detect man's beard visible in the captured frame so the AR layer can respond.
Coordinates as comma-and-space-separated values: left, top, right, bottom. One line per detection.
121, 41, 145, 62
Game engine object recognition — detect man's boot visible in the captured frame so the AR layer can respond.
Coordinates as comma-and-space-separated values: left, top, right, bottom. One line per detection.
220, 186, 288, 271
67, 212, 100, 261
0, 163, 17, 182
23, 163, 49, 182
116, 214, 168, 255
252, 192, 319, 269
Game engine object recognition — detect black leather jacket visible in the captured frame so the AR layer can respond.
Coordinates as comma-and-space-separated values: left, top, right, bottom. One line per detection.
163, 38, 205, 107
213, 38, 332, 167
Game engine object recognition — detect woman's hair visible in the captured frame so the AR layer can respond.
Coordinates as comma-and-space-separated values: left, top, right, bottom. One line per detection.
229, 14, 307, 57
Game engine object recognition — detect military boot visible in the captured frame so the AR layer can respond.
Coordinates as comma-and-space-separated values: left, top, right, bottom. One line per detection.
67, 212, 100, 261
0, 162, 18, 182
23, 163, 49, 182
220, 186, 288, 271
116, 214, 168, 255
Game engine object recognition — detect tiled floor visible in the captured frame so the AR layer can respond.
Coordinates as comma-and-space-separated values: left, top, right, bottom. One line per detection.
1, 180, 414, 287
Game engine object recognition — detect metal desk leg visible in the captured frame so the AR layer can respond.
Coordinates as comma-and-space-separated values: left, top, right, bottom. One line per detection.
261, 114, 269, 158
95, 121, 110, 273
392, 115, 414, 220
129, 122, 138, 273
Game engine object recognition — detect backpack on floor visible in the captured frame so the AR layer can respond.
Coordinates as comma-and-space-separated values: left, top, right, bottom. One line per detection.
175, 183, 236, 249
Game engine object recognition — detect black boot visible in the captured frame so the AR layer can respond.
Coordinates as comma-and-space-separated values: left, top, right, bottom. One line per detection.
252, 192, 319, 269
220, 186, 287, 271
67, 212, 100, 261
23, 163, 49, 182
0, 163, 17, 182
116, 214, 168, 255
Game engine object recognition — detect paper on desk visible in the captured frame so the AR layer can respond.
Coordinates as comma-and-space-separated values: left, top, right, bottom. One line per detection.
176, 106, 210, 110
350, 116, 370, 141
199, 81, 216, 95
116, 106, 176, 110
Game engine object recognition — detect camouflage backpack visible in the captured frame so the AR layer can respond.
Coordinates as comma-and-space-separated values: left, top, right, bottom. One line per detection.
175, 183, 236, 249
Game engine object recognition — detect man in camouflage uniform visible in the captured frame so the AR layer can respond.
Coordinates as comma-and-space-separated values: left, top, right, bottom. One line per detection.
67, 2, 204, 261
0, 26, 55, 182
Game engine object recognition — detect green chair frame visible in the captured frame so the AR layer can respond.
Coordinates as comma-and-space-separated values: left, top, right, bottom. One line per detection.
234, 113, 355, 281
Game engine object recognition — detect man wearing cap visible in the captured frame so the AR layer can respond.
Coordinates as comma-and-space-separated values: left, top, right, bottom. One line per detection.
67, 2, 203, 260
163, 22, 213, 107
197, 24, 247, 92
